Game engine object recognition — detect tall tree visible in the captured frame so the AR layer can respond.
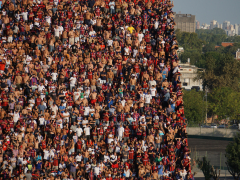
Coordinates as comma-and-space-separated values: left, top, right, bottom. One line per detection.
197, 53, 240, 91
225, 133, 240, 180
183, 90, 206, 125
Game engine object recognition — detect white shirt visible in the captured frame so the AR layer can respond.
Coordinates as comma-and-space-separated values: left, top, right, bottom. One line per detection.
59, 26, 64, 34
51, 72, 58, 80
145, 94, 152, 103
124, 47, 130, 55
89, 30, 96, 37
45, 16, 51, 24
110, 154, 117, 162
39, 117, 45, 126
84, 106, 90, 116
104, 155, 110, 163
76, 155, 82, 162
76, 127, 83, 137
43, 150, 50, 160
63, 112, 70, 122
94, 166, 100, 176
138, 33, 144, 42
73, 91, 80, 101
21, 12, 28, 21
150, 87, 156, 97
154, 21, 159, 29
51, 105, 58, 115
54, 28, 60, 37
107, 40, 113, 46
90, 19, 96, 25
38, 85, 45, 92
84, 127, 91, 135
117, 126, 124, 137
148, 80, 156, 87
121, 99, 126, 107
13, 112, 20, 123
82, 120, 88, 128
70, 77, 77, 86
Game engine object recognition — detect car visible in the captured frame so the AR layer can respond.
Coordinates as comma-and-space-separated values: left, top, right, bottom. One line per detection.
218, 124, 227, 128
201, 125, 211, 128
230, 124, 238, 129
210, 124, 217, 128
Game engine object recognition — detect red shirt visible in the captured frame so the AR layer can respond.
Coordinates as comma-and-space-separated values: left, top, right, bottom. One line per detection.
146, 45, 152, 53
88, 71, 93, 80
129, 150, 134, 159
117, 62, 122, 70
36, 98, 41, 106
2, 97, 8, 107
134, 64, 140, 73
67, 11, 73, 19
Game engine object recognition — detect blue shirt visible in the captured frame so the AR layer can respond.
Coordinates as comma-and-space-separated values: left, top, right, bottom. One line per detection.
158, 165, 163, 175
109, 2, 115, 9
163, 92, 170, 102
107, 99, 113, 108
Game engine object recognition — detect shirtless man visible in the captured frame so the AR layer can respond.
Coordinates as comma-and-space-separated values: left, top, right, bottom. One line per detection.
107, 69, 114, 84
68, 29, 75, 45
162, 79, 169, 88
130, 75, 136, 91
116, 102, 123, 113
138, 165, 146, 178
142, 71, 150, 82
85, 10, 92, 26
123, 103, 130, 114
90, 78, 97, 91
62, 30, 68, 44
35, 35, 44, 50
14, 73, 23, 89
95, 17, 102, 33
89, 90, 97, 106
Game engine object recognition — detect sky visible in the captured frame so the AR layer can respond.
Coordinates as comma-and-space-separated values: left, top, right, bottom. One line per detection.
173, 0, 240, 25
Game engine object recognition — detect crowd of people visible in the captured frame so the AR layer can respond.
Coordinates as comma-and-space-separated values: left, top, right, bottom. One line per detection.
0, 0, 194, 179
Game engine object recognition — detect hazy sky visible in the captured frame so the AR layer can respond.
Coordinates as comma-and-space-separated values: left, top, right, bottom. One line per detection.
173, 0, 240, 25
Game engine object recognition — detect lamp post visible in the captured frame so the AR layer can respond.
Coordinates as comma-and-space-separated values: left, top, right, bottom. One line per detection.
205, 89, 208, 124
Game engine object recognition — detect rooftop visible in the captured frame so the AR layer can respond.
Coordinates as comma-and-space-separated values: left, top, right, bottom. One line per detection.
221, 42, 234, 47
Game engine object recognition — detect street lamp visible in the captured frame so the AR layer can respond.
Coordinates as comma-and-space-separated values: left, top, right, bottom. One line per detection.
202, 88, 208, 125
205, 89, 208, 124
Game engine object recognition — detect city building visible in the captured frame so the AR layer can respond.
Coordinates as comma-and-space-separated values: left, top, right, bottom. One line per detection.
210, 20, 217, 29
199, 20, 239, 36
223, 21, 230, 30
201, 23, 210, 29
236, 49, 240, 60
196, 20, 200, 29
179, 59, 203, 91
234, 24, 238, 35
174, 14, 196, 33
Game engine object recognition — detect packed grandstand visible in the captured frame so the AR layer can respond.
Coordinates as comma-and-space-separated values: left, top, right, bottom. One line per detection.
0, 0, 193, 179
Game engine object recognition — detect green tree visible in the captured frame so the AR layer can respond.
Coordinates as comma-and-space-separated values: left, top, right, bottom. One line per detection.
180, 49, 202, 64
197, 53, 240, 91
225, 133, 240, 180
202, 43, 216, 53
183, 90, 205, 125
197, 156, 220, 180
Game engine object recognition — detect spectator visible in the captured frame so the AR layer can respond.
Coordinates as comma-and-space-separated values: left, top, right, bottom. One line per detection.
0, 0, 195, 179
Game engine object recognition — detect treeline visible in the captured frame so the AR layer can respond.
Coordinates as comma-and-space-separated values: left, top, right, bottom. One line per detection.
177, 28, 240, 124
